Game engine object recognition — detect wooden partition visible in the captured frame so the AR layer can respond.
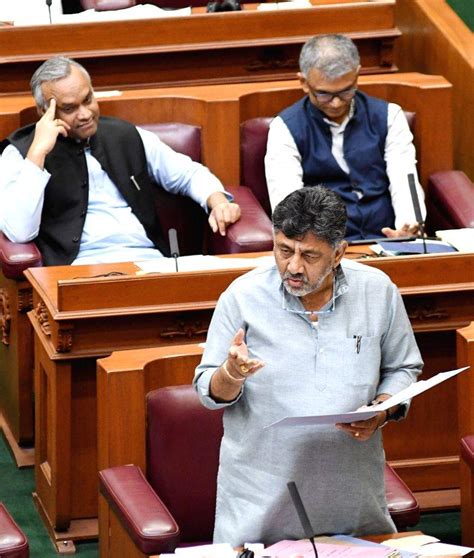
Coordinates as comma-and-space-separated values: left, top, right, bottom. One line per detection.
0, 73, 453, 188
395, 0, 474, 181
0, 1, 399, 95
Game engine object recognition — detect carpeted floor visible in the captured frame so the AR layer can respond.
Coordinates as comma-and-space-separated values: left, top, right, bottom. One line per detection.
0, 433, 98, 557
0, 432, 463, 557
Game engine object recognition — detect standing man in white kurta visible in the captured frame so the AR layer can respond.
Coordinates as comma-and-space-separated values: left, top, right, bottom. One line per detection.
194, 186, 422, 546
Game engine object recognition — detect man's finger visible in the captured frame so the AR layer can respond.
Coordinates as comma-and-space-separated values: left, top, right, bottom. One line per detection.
232, 328, 245, 347
208, 214, 218, 233
214, 208, 227, 236
381, 227, 397, 238
45, 98, 56, 118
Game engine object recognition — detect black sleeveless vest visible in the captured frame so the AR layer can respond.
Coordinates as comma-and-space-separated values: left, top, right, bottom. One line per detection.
7, 116, 169, 265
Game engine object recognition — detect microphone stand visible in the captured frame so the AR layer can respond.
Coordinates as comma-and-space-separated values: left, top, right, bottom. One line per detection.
407, 173, 427, 254
168, 228, 180, 272
287, 481, 318, 558
45, 0, 53, 23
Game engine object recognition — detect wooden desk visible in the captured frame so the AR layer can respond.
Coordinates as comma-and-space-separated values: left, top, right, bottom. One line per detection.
0, 73, 452, 188
23, 251, 474, 550
0, 1, 398, 95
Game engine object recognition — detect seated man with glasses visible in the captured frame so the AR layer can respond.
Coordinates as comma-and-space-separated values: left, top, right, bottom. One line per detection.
265, 34, 426, 240
195, 186, 422, 546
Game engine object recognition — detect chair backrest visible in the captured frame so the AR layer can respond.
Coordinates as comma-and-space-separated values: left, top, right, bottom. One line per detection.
80, 0, 136, 9
240, 111, 416, 217
146, 385, 223, 544
141, 123, 207, 256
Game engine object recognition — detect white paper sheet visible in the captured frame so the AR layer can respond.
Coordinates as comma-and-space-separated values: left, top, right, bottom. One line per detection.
266, 367, 469, 428
436, 228, 474, 253
135, 254, 274, 274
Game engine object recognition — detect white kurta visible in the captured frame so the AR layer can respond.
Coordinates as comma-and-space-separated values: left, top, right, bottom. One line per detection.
195, 260, 423, 546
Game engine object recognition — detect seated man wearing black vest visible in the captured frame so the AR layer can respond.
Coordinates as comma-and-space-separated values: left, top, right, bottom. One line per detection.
264, 34, 426, 241
0, 56, 240, 266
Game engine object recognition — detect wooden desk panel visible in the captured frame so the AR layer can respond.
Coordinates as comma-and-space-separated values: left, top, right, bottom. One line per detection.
23, 251, 474, 547
0, 73, 452, 188
0, 1, 399, 94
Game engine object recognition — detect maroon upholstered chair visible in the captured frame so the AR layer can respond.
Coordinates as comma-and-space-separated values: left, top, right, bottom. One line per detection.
240, 114, 474, 234
0, 122, 272, 448
80, 0, 211, 9
80, 0, 136, 10
99, 385, 420, 557
460, 435, 474, 546
0, 121, 272, 271
0, 503, 29, 558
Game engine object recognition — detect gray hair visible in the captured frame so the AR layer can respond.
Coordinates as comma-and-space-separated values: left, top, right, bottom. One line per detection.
30, 56, 91, 109
272, 186, 346, 248
299, 34, 360, 79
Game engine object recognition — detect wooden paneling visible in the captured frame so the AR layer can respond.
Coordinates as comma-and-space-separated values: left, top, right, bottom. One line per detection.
0, 73, 453, 188
23, 251, 474, 542
395, 0, 474, 180
0, 1, 399, 94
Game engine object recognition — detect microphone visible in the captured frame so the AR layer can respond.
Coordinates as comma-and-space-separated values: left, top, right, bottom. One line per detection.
287, 481, 318, 558
168, 228, 180, 272
407, 173, 427, 254
45, 0, 53, 23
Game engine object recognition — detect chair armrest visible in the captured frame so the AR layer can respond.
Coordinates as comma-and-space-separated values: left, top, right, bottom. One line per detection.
384, 463, 420, 529
461, 435, 474, 471
207, 186, 273, 254
427, 170, 474, 231
0, 232, 42, 280
99, 464, 180, 555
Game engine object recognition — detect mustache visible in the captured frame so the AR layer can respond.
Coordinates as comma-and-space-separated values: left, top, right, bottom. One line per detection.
283, 272, 308, 283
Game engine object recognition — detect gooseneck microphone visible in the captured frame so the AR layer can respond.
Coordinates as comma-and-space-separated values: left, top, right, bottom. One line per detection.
45, 0, 53, 23
287, 481, 318, 557
168, 228, 180, 272
407, 173, 427, 254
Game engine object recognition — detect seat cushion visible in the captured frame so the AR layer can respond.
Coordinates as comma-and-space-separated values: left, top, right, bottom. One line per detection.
384, 463, 420, 528
240, 117, 272, 216
146, 386, 223, 543
140, 123, 202, 163
0, 503, 29, 558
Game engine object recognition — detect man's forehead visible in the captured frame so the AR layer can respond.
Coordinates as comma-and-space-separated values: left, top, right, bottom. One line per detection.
41, 69, 91, 102
275, 231, 330, 250
306, 67, 358, 88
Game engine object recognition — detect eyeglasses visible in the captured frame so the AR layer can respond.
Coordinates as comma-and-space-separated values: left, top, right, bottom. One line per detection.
307, 84, 357, 104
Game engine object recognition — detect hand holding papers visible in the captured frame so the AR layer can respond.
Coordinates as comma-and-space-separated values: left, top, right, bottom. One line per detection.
266, 367, 469, 429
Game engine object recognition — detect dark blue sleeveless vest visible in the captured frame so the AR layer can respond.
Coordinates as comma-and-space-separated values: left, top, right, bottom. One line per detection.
279, 91, 395, 239
6, 117, 169, 265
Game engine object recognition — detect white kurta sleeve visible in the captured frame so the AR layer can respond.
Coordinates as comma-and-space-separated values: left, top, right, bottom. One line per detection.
137, 127, 225, 212
0, 144, 50, 242
385, 104, 427, 229
264, 116, 304, 212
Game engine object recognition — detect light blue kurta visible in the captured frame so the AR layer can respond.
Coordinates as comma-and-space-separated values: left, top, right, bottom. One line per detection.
194, 259, 423, 547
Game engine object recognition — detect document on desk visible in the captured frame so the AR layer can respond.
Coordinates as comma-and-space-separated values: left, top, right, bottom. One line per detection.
264, 539, 400, 557
266, 367, 469, 429
135, 254, 274, 274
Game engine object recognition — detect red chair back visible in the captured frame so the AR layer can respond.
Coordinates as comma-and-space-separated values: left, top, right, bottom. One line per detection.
146, 386, 223, 544
240, 111, 416, 218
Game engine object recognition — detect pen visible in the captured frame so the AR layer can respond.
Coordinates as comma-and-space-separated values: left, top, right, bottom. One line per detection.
354, 335, 361, 354
130, 175, 141, 191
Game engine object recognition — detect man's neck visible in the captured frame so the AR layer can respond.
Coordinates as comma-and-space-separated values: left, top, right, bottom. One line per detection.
300, 274, 334, 313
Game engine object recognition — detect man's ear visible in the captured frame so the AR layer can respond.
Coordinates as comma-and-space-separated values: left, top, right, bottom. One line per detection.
334, 241, 348, 266
297, 72, 309, 93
